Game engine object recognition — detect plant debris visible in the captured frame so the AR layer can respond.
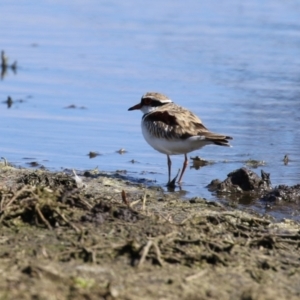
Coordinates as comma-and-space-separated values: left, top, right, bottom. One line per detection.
0, 165, 300, 299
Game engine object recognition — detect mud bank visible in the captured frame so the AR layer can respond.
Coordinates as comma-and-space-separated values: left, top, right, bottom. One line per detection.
1, 163, 300, 300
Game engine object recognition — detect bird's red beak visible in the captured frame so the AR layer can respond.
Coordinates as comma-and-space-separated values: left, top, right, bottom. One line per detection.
128, 103, 142, 111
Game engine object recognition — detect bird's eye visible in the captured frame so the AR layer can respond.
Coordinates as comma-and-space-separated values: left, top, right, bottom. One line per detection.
143, 98, 152, 105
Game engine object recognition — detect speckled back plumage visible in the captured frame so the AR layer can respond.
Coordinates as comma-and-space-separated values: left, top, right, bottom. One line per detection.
142, 102, 231, 145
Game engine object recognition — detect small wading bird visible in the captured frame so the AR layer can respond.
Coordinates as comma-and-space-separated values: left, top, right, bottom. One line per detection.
128, 92, 232, 186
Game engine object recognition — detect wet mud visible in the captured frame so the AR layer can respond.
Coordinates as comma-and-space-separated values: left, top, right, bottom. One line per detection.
1, 163, 300, 299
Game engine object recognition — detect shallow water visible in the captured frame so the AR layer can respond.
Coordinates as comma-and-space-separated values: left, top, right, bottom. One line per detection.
1, 0, 300, 220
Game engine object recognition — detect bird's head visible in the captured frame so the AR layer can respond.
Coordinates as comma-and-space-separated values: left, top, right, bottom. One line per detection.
128, 92, 172, 114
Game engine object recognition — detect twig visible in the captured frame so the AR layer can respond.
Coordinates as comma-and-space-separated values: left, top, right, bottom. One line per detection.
137, 232, 177, 267
1, 157, 8, 166
83, 247, 96, 263
142, 192, 147, 211
180, 214, 196, 225
121, 190, 129, 206
137, 240, 153, 267
1, 187, 34, 212
152, 241, 164, 266
185, 270, 207, 282
53, 208, 81, 233
129, 199, 140, 208
35, 205, 53, 230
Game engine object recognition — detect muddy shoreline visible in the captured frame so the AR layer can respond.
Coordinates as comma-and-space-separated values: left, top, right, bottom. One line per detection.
1, 163, 300, 299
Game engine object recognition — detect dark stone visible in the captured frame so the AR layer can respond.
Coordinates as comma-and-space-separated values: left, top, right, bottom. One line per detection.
207, 167, 271, 193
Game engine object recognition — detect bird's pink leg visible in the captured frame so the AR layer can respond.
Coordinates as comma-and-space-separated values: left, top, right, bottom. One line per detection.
177, 154, 188, 183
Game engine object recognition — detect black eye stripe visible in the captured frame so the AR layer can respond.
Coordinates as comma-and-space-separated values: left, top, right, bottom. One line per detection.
151, 100, 169, 107
142, 98, 168, 107
143, 98, 152, 105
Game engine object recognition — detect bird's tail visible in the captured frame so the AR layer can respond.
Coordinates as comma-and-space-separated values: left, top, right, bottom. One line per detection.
205, 133, 233, 147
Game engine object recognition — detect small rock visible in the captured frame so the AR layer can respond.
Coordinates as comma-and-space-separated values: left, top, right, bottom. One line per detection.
262, 184, 300, 203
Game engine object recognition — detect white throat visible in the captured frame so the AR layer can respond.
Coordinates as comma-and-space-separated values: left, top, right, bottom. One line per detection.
140, 105, 157, 114
140, 99, 172, 115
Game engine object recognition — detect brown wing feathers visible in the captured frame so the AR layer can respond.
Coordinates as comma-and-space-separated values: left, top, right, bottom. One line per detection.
144, 108, 232, 145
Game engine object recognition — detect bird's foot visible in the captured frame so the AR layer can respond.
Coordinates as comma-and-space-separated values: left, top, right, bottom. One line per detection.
166, 169, 181, 189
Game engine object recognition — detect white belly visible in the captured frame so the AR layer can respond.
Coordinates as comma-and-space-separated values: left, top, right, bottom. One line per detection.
141, 122, 212, 155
